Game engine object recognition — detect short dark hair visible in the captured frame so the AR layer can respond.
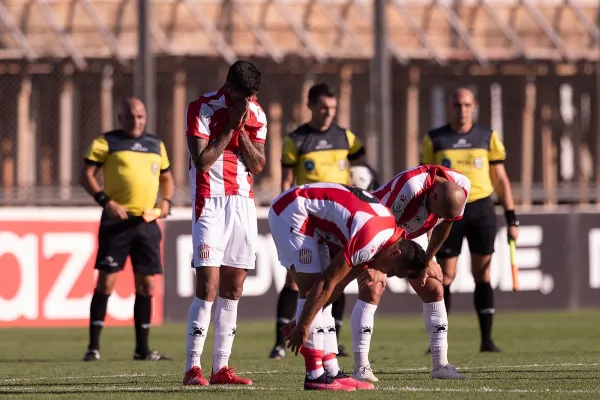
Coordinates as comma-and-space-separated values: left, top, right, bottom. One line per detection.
308, 83, 336, 105
226, 60, 262, 96
396, 239, 427, 278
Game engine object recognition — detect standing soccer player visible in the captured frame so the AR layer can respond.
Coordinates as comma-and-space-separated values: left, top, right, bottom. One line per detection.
183, 60, 267, 386
420, 87, 519, 352
81, 97, 174, 361
270, 83, 366, 360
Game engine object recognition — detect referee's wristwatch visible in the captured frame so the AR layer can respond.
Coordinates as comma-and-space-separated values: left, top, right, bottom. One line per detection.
504, 210, 519, 226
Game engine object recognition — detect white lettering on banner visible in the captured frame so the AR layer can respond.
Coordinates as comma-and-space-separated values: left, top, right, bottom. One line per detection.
0, 232, 38, 321
43, 233, 96, 319
174, 225, 553, 297
589, 229, 600, 289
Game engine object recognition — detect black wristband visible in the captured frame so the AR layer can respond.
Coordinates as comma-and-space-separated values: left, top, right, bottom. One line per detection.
504, 210, 519, 226
93, 191, 111, 207
162, 198, 173, 206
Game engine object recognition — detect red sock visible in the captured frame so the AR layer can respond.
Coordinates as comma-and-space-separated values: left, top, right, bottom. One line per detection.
300, 347, 324, 377
322, 353, 336, 362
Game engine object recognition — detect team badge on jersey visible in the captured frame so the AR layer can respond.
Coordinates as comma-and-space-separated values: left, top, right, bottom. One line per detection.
151, 163, 158, 175
441, 158, 452, 168
473, 157, 483, 169
200, 103, 212, 118
299, 248, 312, 264
358, 250, 370, 262
304, 159, 316, 172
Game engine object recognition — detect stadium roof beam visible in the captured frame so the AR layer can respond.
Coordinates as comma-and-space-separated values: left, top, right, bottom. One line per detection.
0, 2, 36, 62
273, 0, 326, 62
230, 0, 284, 63
480, 0, 528, 60
565, 0, 600, 45
521, 0, 574, 62
35, 0, 87, 69
316, 0, 369, 57
391, 0, 444, 65
184, 0, 237, 64
435, 0, 488, 65
354, 1, 409, 65
79, 0, 127, 65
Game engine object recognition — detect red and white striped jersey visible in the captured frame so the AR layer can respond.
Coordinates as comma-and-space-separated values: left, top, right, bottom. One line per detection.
271, 182, 405, 267
373, 165, 471, 239
186, 87, 267, 202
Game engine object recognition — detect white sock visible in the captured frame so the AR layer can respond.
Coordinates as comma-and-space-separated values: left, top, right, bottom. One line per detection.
297, 299, 325, 379
321, 305, 340, 377
423, 300, 449, 370
185, 297, 213, 372
213, 297, 239, 373
351, 300, 377, 370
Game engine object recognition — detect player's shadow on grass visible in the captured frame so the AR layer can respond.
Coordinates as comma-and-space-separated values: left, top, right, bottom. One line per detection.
0, 359, 76, 363
1, 381, 146, 388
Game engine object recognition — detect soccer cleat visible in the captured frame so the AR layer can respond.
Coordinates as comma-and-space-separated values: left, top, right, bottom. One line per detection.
480, 341, 502, 353
83, 349, 100, 362
304, 373, 355, 391
337, 345, 349, 357
210, 367, 252, 385
268, 345, 286, 360
332, 371, 375, 390
183, 366, 209, 386
352, 365, 379, 382
134, 349, 172, 361
432, 364, 465, 379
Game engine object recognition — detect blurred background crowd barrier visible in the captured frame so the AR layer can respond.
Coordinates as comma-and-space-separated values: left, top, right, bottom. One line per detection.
0, 0, 599, 207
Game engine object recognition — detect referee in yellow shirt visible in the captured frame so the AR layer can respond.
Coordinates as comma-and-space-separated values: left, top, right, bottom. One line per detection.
269, 83, 369, 360
80, 97, 174, 361
420, 88, 519, 353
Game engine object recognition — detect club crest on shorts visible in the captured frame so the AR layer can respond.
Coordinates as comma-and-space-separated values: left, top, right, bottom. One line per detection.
299, 248, 312, 264
198, 243, 210, 259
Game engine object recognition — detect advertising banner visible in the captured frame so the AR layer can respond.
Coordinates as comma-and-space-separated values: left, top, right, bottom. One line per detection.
163, 208, 600, 321
0, 209, 164, 327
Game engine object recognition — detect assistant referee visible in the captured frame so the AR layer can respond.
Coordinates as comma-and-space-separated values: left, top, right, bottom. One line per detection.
420, 87, 519, 353
80, 97, 174, 361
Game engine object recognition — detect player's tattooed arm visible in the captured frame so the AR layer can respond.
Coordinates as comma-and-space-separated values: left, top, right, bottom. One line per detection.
186, 129, 234, 173
425, 220, 453, 261
238, 131, 266, 175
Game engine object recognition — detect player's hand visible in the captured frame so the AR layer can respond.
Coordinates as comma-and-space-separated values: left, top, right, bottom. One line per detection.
105, 200, 128, 220
226, 100, 249, 131
507, 225, 519, 243
285, 325, 308, 356
159, 199, 171, 218
420, 259, 443, 286
358, 268, 387, 290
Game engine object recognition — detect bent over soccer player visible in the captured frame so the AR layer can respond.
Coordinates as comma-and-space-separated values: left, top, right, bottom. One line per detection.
347, 164, 470, 381
269, 183, 438, 391
183, 60, 267, 386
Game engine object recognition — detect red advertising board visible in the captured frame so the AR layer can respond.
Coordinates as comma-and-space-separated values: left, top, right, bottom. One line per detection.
0, 209, 164, 327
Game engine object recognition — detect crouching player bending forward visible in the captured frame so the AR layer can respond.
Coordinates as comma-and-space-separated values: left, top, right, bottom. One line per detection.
269, 182, 440, 391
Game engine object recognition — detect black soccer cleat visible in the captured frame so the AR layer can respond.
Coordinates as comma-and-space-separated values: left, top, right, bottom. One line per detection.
480, 341, 502, 353
268, 345, 286, 360
134, 349, 172, 361
83, 349, 100, 362
337, 345, 349, 357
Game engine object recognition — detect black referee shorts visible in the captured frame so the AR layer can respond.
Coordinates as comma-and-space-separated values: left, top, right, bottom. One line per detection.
436, 196, 497, 259
94, 212, 163, 275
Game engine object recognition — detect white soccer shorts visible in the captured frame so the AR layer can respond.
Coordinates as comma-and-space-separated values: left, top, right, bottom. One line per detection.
192, 195, 257, 269
268, 208, 331, 274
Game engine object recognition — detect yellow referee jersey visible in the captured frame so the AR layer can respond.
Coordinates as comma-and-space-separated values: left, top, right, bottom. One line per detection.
282, 123, 365, 185
420, 124, 506, 202
84, 130, 171, 215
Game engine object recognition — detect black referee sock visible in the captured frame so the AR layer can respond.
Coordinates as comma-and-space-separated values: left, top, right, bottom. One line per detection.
332, 293, 346, 340
275, 287, 298, 347
474, 282, 495, 344
89, 291, 110, 351
443, 285, 451, 313
134, 294, 152, 355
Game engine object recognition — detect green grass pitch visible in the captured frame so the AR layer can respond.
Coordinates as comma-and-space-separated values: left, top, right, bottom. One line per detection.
0, 310, 599, 399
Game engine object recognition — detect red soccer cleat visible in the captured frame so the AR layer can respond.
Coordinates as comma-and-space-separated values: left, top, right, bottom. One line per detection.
304, 373, 356, 391
333, 371, 375, 390
210, 366, 253, 385
183, 366, 209, 386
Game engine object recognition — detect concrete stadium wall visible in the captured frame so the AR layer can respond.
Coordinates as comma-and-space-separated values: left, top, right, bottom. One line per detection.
1, 207, 599, 327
